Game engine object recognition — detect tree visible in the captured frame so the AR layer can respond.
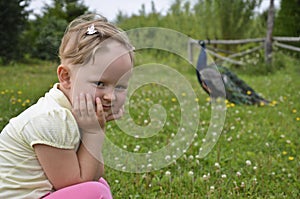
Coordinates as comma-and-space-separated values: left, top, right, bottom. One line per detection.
25, 0, 88, 61
275, 0, 300, 37
0, 0, 30, 64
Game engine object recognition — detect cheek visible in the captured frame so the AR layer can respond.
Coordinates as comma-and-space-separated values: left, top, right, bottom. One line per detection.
114, 92, 127, 110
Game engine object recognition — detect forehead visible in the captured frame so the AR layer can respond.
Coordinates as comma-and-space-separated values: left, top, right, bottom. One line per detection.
82, 40, 133, 81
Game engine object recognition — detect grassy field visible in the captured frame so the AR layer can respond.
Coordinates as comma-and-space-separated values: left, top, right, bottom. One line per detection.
0, 53, 299, 198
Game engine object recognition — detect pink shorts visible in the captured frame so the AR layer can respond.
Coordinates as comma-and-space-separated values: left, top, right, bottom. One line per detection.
42, 178, 113, 199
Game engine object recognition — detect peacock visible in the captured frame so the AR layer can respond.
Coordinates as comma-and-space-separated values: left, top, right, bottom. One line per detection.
196, 40, 270, 105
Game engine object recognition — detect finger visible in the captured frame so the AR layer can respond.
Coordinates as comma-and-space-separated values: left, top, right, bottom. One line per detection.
79, 93, 87, 116
86, 93, 95, 116
95, 97, 105, 128
72, 96, 80, 117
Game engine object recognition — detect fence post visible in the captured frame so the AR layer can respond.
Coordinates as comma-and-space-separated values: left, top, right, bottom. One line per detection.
265, 0, 275, 65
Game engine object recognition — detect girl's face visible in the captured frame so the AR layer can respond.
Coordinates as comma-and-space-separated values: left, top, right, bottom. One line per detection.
69, 41, 133, 117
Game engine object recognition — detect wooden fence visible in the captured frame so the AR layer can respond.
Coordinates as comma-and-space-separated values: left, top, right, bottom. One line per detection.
188, 37, 300, 65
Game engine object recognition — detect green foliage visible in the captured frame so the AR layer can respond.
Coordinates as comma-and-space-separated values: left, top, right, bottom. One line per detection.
24, 0, 88, 61
274, 0, 300, 37
0, 0, 30, 64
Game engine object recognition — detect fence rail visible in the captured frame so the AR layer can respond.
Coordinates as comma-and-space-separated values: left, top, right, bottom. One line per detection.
188, 36, 300, 64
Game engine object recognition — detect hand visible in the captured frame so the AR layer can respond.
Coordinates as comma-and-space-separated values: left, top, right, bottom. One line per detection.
72, 93, 106, 133
105, 106, 125, 122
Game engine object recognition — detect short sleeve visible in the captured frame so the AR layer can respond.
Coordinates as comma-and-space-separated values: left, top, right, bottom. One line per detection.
22, 108, 80, 149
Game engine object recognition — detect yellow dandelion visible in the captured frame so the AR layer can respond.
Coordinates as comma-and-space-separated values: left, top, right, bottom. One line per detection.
292, 109, 297, 113
247, 91, 252, 95
282, 151, 287, 155
225, 99, 229, 104
230, 103, 235, 107
288, 156, 294, 161
25, 99, 31, 103
22, 103, 26, 107
145, 98, 150, 102
17, 91, 22, 95
296, 117, 300, 121
195, 98, 199, 102
1, 91, 5, 95
171, 98, 177, 102
226, 104, 231, 108
206, 97, 210, 102
181, 92, 186, 97
17, 99, 22, 103
260, 101, 265, 106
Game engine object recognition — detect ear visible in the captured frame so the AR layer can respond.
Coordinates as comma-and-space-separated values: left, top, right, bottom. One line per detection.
57, 65, 71, 90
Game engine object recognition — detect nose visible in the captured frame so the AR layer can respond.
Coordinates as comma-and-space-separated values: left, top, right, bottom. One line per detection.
103, 87, 116, 102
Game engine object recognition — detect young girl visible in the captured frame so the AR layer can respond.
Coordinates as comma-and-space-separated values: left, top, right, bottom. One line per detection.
0, 14, 134, 198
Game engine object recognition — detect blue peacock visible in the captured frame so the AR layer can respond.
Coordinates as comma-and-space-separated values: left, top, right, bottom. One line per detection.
196, 40, 270, 105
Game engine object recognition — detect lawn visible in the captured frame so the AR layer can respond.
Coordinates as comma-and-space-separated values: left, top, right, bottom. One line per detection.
0, 53, 299, 198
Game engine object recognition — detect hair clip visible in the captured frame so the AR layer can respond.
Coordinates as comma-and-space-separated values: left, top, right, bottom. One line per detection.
86, 24, 98, 35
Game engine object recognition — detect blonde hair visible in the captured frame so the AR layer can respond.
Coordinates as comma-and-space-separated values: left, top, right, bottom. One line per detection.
59, 13, 134, 66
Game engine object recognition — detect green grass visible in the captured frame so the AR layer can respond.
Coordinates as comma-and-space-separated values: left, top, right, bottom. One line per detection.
0, 53, 299, 198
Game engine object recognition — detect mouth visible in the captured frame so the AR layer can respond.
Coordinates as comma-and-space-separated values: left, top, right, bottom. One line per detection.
102, 104, 112, 111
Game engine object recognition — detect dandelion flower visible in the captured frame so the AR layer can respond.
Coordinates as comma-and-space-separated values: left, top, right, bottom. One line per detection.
288, 156, 294, 161
292, 109, 297, 113
247, 91, 252, 95
171, 98, 177, 102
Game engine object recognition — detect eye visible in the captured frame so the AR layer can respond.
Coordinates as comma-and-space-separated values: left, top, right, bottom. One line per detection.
95, 81, 105, 87
115, 84, 127, 91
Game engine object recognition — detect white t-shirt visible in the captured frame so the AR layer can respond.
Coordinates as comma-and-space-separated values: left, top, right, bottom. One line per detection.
0, 83, 80, 198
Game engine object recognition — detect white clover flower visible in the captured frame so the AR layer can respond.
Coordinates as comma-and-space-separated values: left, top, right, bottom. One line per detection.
165, 155, 171, 161
188, 171, 194, 176
253, 166, 257, 170
165, 171, 171, 176
246, 160, 252, 166
210, 186, 215, 191
265, 142, 270, 147
236, 171, 242, 177
188, 155, 194, 160
241, 182, 245, 188
214, 162, 221, 168
203, 174, 209, 180
221, 174, 227, 178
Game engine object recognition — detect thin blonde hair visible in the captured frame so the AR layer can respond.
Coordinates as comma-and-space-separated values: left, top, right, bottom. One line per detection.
59, 13, 134, 66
